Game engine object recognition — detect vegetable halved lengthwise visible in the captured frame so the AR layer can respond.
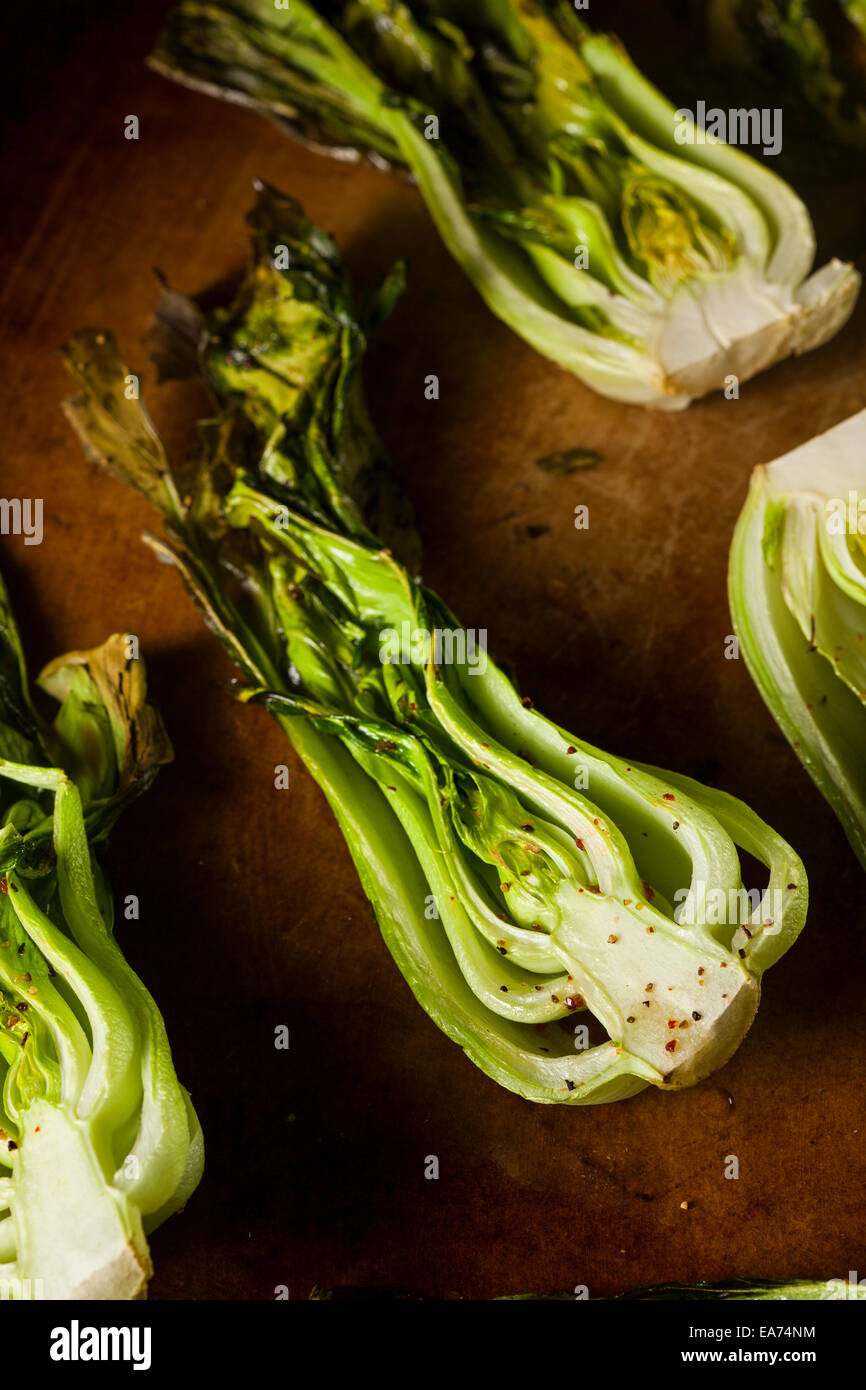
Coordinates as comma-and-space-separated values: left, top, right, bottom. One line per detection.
146, 0, 860, 408
313, 1276, 866, 1298
729, 407, 866, 869
62, 184, 808, 1106
0, 578, 203, 1298
607, 1276, 866, 1300
704, 0, 866, 151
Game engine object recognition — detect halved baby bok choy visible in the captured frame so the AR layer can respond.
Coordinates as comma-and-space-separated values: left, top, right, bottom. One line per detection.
703, 0, 866, 151
62, 185, 807, 1105
730, 407, 866, 869
501, 1276, 866, 1299
148, 0, 860, 408
0, 577, 202, 1298
611, 1276, 866, 1300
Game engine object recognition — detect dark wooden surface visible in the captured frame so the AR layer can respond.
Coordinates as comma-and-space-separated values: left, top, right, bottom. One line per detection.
3, 1, 866, 1300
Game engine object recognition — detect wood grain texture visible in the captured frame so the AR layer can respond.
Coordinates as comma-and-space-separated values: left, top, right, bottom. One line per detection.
2, 0, 866, 1300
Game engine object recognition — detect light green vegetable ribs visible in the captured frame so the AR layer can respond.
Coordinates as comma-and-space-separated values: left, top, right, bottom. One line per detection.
0, 585, 202, 1298
730, 407, 866, 869
62, 186, 808, 1105
147, 0, 860, 407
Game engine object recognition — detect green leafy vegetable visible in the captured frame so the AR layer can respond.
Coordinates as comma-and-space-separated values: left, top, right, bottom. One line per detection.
147, 0, 860, 409
704, 0, 866, 149
511, 1277, 866, 1299
841, 0, 866, 35
729, 408, 866, 869
609, 1276, 866, 1300
62, 184, 808, 1106
314, 1275, 866, 1298
0, 582, 202, 1298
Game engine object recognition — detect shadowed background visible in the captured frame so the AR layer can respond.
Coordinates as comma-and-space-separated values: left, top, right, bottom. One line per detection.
2, 0, 866, 1298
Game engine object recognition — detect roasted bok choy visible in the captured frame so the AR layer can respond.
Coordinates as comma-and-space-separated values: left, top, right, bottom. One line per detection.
0, 578, 202, 1298
502, 1277, 866, 1299
317, 1273, 866, 1298
702, 0, 866, 150
148, 0, 861, 409
730, 408, 866, 869
62, 185, 807, 1105
611, 1276, 866, 1300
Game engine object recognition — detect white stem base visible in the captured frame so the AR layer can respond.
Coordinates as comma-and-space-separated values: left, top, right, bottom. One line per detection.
10, 1100, 151, 1300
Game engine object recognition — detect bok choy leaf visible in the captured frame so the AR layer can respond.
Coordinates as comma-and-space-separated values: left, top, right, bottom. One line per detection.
61, 185, 808, 1105
730, 407, 866, 869
146, 0, 861, 408
0, 579, 202, 1298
